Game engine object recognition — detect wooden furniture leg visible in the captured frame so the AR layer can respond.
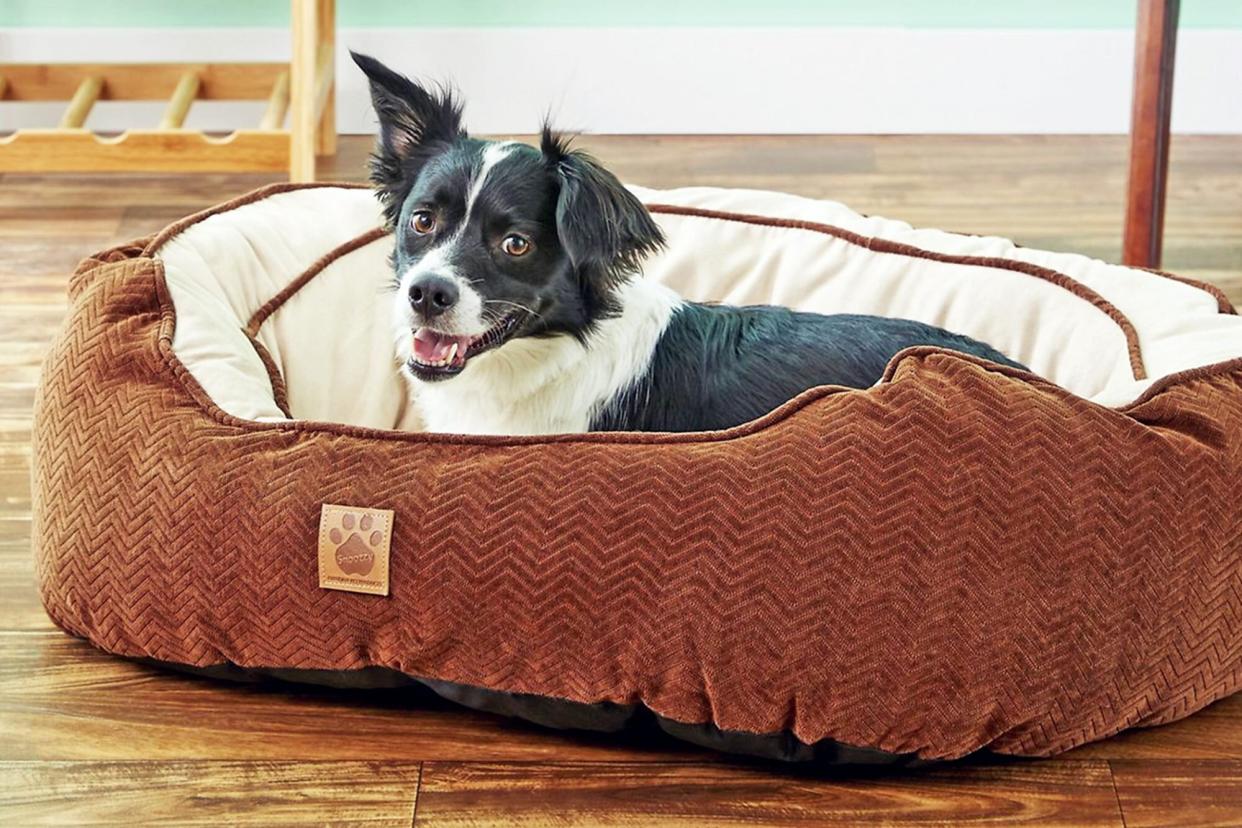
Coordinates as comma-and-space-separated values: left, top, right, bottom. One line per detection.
289, 0, 336, 182
1123, 0, 1180, 268
289, 0, 318, 182
316, 0, 337, 157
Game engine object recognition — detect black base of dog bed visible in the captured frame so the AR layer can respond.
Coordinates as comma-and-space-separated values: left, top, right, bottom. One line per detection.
145, 659, 929, 766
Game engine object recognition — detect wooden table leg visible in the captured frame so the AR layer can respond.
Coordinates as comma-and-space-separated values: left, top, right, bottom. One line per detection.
1123, 0, 1180, 269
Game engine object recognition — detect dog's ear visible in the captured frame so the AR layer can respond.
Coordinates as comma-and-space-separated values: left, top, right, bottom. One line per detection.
541, 126, 665, 290
351, 51, 465, 223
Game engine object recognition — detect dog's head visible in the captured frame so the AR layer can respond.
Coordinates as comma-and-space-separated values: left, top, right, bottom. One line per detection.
352, 52, 665, 383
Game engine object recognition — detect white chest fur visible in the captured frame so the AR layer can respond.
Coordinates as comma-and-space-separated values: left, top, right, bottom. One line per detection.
410, 278, 684, 435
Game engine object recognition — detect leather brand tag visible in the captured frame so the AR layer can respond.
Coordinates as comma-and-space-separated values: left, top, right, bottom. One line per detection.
317, 504, 393, 596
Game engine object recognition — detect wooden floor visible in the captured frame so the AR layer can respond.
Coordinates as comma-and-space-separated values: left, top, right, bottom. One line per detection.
2, 135, 1241, 826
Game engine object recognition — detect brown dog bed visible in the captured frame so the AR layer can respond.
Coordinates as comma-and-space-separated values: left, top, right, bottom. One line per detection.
33, 182, 1242, 763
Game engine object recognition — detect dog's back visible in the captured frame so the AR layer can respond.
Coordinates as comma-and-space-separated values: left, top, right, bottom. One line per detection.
591, 303, 1026, 432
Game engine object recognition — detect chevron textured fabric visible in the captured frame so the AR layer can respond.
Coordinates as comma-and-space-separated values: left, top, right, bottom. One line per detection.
31, 202, 1242, 763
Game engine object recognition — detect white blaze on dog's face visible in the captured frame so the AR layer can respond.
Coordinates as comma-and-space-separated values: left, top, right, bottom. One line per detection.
386, 141, 526, 379
352, 52, 665, 385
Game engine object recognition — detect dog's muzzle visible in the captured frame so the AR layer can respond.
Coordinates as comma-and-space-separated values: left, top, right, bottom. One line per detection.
406, 311, 526, 381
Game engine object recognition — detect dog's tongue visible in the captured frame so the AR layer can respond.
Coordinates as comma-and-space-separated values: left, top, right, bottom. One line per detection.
413, 328, 470, 363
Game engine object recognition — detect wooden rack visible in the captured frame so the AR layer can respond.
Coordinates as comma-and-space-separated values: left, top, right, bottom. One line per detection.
0, 0, 335, 181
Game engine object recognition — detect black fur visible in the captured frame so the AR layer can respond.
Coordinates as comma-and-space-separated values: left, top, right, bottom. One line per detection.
591, 305, 1028, 432
541, 128, 665, 295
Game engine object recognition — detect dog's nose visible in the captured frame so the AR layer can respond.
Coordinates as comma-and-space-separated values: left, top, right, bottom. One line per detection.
408, 276, 459, 318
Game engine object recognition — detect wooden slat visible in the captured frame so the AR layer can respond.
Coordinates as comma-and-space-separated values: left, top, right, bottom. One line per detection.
289, 0, 318, 182
0, 76, 8, 100
0, 62, 286, 101
1123, 0, 1180, 268
1110, 759, 1242, 827
0, 130, 290, 173
315, 0, 337, 156
158, 72, 200, 130
57, 76, 102, 129
259, 71, 291, 131
0, 760, 421, 826
415, 760, 1126, 827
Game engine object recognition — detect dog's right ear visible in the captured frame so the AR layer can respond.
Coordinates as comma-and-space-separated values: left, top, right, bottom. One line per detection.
351, 51, 465, 223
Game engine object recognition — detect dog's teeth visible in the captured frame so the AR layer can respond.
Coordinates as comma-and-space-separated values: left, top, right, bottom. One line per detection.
447, 342, 458, 362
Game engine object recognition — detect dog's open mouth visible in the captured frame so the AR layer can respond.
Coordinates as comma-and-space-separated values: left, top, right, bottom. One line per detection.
407, 312, 524, 380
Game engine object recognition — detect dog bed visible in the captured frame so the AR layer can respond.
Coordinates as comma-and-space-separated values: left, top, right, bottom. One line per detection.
33, 181, 1242, 764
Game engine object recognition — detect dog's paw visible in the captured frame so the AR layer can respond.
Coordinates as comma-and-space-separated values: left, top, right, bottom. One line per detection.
327, 510, 384, 577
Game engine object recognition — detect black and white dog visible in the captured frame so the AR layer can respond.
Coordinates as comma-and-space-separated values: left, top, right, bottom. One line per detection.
354, 53, 1024, 435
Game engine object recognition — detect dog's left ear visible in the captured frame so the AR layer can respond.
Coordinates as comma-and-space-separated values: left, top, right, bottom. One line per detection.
351, 51, 465, 224
541, 127, 665, 290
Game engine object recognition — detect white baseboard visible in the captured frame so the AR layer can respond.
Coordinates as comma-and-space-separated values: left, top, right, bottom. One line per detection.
2, 26, 1239, 134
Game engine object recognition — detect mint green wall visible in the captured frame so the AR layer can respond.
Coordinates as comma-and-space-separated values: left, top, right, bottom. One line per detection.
2, 0, 1240, 29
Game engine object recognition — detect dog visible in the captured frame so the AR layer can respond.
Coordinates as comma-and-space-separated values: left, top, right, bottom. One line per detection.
353, 53, 1026, 435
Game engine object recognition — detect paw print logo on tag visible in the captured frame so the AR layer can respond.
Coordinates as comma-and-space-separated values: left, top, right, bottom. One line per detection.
330, 511, 382, 576
318, 504, 394, 596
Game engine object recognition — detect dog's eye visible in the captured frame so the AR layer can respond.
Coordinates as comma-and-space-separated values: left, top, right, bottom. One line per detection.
410, 210, 437, 234
501, 234, 532, 257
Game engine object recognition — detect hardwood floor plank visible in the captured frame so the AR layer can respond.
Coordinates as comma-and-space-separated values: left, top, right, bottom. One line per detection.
0, 760, 421, 826
2, 429, 45, 504
114, 206, 218, 244
0, 633, 711, 763
0, 173, 282, 210
1061, 695, 1242, 761
0, 207, 121, 239
1110, 759, 1242, 828
0, 519, 51, 632
414, 760, 1124, 827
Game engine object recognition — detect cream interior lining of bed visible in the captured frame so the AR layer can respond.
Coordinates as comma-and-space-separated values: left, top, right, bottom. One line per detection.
156, 185, 1242, 429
